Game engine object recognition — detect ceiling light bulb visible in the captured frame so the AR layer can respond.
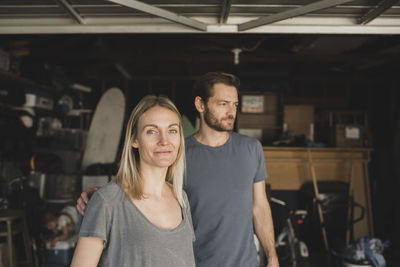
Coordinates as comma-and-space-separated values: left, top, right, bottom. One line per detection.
231, 48, 242, 65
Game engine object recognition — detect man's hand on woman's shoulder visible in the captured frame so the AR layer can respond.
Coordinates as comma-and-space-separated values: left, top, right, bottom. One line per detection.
76, 187, 99, 215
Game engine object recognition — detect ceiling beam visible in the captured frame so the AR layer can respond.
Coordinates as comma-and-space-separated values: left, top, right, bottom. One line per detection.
238, 0, 354, 31
56, 0, 84, 24
2, 17, 400, 34
219, 0, 232, 24
357, 0, 399, 25
106, 0, 207, 31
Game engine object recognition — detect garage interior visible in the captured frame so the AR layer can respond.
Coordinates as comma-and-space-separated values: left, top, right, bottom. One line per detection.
0, 0, 400, 266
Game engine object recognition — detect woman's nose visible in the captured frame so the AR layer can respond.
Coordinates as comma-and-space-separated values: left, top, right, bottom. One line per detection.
158, 132, 169, 145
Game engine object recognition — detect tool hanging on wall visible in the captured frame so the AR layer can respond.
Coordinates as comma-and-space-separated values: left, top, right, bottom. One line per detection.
307, 149, 330, 251
362, 159, 374, 236
346, 153, 354, 246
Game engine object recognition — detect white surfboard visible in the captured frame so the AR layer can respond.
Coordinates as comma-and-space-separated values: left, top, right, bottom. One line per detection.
81, 88, 125, 170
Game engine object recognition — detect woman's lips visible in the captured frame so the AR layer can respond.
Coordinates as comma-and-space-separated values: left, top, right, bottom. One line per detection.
155, 150, 172, 154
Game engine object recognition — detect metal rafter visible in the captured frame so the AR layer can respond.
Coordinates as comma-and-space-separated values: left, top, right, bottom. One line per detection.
106, 0, 207, 31
57, 0, 84, 24
219, 0, 232, 24
357, 0, 399, 25
238, 0, 354, 31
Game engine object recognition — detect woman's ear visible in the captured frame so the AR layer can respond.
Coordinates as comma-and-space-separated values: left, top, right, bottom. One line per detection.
132, 139, 139, 148
194, 96, 205, 113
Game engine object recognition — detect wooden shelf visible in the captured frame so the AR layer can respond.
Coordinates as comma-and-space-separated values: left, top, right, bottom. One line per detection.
263, 146, 374, 239
0, 69, 49, 90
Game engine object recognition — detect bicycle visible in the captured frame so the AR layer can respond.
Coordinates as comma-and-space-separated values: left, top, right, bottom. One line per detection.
271, 197, 311, 267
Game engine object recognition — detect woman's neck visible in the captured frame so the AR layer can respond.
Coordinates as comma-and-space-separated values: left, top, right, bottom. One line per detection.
140, 166, 169, 197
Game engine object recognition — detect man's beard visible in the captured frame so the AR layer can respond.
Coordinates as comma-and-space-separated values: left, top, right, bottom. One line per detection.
204, 106, 235, 132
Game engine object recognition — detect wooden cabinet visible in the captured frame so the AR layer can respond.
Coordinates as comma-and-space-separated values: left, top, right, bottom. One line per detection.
263, 147, 373, 239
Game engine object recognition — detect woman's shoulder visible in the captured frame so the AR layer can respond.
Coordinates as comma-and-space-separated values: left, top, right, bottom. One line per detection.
93, 182, 125, 204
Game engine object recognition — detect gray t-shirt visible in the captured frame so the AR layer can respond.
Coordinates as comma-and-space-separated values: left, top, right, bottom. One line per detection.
184, 132, 268, 267
79, 182, 196, 267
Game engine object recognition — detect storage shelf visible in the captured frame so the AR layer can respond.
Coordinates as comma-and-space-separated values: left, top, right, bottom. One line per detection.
0, 68, 50, 91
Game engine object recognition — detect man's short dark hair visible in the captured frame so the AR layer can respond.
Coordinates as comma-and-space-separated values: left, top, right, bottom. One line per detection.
193, 72, 240, 103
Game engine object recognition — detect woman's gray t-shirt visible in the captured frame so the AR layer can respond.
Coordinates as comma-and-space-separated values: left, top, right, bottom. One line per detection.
79, 182, 196, 267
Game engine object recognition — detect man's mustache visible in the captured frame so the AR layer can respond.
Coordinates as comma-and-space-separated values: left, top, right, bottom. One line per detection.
223, 115, 235, 120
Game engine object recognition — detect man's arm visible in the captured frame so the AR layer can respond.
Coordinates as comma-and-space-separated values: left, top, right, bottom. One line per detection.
253, 180, 279, 267
76, 187, 98, 215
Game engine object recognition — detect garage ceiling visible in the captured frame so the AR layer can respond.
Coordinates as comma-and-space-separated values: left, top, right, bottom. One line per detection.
0, 33, 397, 85
1, 0, 400, 34
0, 1, 399, 88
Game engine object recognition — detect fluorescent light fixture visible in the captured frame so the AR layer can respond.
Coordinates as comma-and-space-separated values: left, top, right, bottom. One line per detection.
70, 83, 92, 93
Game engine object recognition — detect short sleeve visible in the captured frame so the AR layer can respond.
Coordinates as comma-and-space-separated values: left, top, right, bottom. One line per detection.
183, 191, 196, 242
253, 140, 268, 183
79, 191, 110, 244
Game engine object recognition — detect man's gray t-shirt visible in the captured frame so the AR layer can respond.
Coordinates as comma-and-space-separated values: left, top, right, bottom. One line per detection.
79, 182, 196, 267
184, 132, 268, 267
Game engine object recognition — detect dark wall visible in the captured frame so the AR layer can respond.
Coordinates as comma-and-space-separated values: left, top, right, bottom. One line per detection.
366, 77, 400, 249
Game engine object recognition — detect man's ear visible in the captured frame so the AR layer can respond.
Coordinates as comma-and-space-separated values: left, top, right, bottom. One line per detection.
194, 96, 205, 113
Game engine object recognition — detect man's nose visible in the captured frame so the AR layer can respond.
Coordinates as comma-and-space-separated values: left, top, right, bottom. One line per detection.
227, 104, 237, 115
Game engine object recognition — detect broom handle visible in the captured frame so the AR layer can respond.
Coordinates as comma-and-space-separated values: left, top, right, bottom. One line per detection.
346, 152, 354, 245
307, 149, 330, 251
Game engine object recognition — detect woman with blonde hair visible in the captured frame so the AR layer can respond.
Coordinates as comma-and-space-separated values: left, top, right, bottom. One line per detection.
71, 95, 195, 267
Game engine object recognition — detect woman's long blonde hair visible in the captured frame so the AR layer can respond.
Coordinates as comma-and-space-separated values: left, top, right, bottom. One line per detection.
114, 95, 186, 207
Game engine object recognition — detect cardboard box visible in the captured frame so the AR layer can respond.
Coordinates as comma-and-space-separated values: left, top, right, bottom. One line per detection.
335, 124, 365, 147
238, 93, 280, 144
237, 113, 278, 129
241, 95, 264, 113
241, 93, 279, 113
236, 113, 280, 143
237, 128, 279, 144
238, 128, 263, 140
284, 105, 314, 139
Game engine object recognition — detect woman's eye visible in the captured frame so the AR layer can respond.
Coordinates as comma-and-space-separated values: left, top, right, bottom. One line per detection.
169, 129, 178, 134
146, 129, 157, 134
